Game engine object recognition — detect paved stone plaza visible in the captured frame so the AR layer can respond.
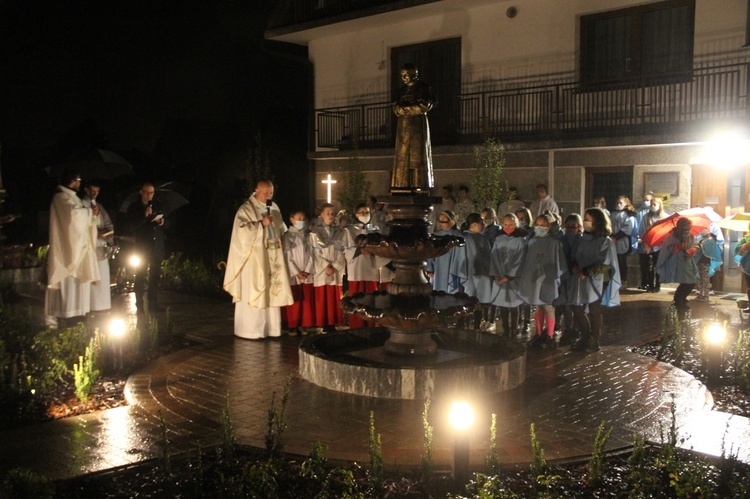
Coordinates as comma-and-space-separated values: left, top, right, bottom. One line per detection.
1, 288, 749, 481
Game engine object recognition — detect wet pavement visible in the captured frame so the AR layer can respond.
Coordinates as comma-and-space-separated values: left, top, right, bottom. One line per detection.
1, 287, 749, 481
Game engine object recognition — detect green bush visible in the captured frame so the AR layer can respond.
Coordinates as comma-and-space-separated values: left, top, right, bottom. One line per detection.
160, 252, 223, 296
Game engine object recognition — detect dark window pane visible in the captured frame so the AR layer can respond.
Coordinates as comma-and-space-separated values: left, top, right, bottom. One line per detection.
641, 5, 693, 76
586, 14, 631, 81
580, 0, 694, 84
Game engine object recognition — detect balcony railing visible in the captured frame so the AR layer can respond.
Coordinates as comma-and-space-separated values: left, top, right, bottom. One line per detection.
314, 62, 750, 150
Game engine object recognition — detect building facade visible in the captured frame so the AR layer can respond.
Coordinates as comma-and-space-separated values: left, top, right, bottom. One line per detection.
267, 1, 750, 281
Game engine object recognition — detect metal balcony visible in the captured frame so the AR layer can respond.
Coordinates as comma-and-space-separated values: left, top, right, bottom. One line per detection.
314, 62, 750, 150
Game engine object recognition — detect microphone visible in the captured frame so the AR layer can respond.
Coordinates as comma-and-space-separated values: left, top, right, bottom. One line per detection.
266, 199, 272, 216
90, 198, 97, 208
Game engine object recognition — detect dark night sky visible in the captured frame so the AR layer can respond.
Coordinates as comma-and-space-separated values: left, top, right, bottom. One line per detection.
0, 0, 312, 256
0, 0, 279, 150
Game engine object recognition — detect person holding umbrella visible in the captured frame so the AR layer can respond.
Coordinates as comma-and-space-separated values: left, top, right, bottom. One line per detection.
656, 218, 699, 321
126, 183, 166, 313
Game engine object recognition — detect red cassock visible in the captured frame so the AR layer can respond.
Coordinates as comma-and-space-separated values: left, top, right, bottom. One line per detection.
315, 285, 344, 327
283, 283, 315, 328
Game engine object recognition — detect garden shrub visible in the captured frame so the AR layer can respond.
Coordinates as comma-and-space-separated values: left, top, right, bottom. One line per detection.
160, 252, 223, 296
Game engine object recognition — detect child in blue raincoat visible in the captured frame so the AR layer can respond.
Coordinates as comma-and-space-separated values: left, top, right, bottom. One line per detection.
694, 228, 723, 301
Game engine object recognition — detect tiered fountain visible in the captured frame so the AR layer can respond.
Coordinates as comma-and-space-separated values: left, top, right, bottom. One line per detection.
299, 194, 527, 400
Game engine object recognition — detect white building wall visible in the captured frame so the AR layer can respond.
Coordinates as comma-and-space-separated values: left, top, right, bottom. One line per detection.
310, 0, 746, 111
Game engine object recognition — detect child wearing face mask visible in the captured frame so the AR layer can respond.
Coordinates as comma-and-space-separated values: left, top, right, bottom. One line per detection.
554, 213, 583, 345
638, 198, 667, 292
342, 203, 390, 328
426, 210, 463, 293
453, 212, 496, 331
514, 206, 534, 332
569, 208, 621, 352
490, 213, 527, 337
309, 203, 347, 333
610, 195, 638, 287
518, 211, 567, 349
282, 210, 315, 335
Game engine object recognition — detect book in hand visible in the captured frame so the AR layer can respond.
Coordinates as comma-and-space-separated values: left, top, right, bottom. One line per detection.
151, 213, 164, 222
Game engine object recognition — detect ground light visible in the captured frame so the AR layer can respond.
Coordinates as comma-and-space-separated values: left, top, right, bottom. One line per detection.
703, 321, 727, 385
448, 401, 474, 490
128, 254, 142, 269
109, 318, 127, 370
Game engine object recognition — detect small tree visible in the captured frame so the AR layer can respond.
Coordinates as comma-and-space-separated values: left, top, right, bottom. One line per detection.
471, 137, 506, 210
338, 139, 371, 220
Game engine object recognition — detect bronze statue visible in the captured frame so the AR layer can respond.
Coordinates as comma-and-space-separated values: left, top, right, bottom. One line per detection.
391, 63, 436, 193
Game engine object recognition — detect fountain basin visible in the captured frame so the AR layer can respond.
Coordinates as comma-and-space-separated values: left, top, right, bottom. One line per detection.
299, 328, 526, 400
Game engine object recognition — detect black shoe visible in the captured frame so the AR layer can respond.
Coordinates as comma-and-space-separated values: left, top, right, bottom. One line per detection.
557, 329, 575, 346
648, 286, 660, 293
527, 334, 545, 349
540, 334, 557, 349
322, 325, 337, 334
586, 340, 600, 352
571, 337, 589, 352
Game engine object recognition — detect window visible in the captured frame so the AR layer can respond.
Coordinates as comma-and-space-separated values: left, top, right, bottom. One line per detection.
580, 0, 695, 84
391, 38, 461, 144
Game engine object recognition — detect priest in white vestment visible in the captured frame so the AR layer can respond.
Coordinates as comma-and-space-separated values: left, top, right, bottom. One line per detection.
223, 180, 294, 339
45, 171, 100, 324
82, 182, 114, 312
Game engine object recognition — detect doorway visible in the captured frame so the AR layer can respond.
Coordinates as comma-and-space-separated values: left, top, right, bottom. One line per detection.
586, 166, 634, 214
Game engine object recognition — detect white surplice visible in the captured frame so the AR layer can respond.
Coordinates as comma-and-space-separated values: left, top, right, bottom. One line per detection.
45, 186, 100, 319
223, 194, 294, 339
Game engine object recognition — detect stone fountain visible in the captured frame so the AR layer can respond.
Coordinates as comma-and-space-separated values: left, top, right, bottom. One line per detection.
299, 194, 527, 400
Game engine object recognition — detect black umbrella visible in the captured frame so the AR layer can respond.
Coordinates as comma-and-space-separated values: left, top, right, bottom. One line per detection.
45, 149, 135, 180
119, 184, 189, 215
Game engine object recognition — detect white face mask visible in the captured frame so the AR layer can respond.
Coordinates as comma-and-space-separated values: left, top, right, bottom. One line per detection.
650, 206, 659, 213
534, 226, 548, 238
518, 221, 528, 228
356, 215, 370, 224
643, 200, 650, 208
293, 220, 307, 230
583, 221, 594, 233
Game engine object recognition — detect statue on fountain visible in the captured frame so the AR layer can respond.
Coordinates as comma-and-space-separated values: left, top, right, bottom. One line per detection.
391, 63, 435, 194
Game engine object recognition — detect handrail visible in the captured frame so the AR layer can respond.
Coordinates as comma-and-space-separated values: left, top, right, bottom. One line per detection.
314, 62, 750, 150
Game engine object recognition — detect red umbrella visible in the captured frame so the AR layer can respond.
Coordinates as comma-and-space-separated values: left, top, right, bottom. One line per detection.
642, 211, 712, 247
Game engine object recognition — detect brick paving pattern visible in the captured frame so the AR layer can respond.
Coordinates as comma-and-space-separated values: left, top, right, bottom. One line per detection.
0, 288, 748, 481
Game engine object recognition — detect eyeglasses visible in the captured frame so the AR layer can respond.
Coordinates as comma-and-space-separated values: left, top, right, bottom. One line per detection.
438, 219, 450, 224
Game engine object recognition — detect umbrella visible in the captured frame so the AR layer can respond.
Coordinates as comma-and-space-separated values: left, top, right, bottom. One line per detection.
679, 206, 723, 223
119, 184, 189, 215
642, 210, 712, 247
45, 149, 135, 180
719, 213, 750, 233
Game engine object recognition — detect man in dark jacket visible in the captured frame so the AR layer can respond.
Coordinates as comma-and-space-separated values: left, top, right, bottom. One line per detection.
126, 183, 165, 312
